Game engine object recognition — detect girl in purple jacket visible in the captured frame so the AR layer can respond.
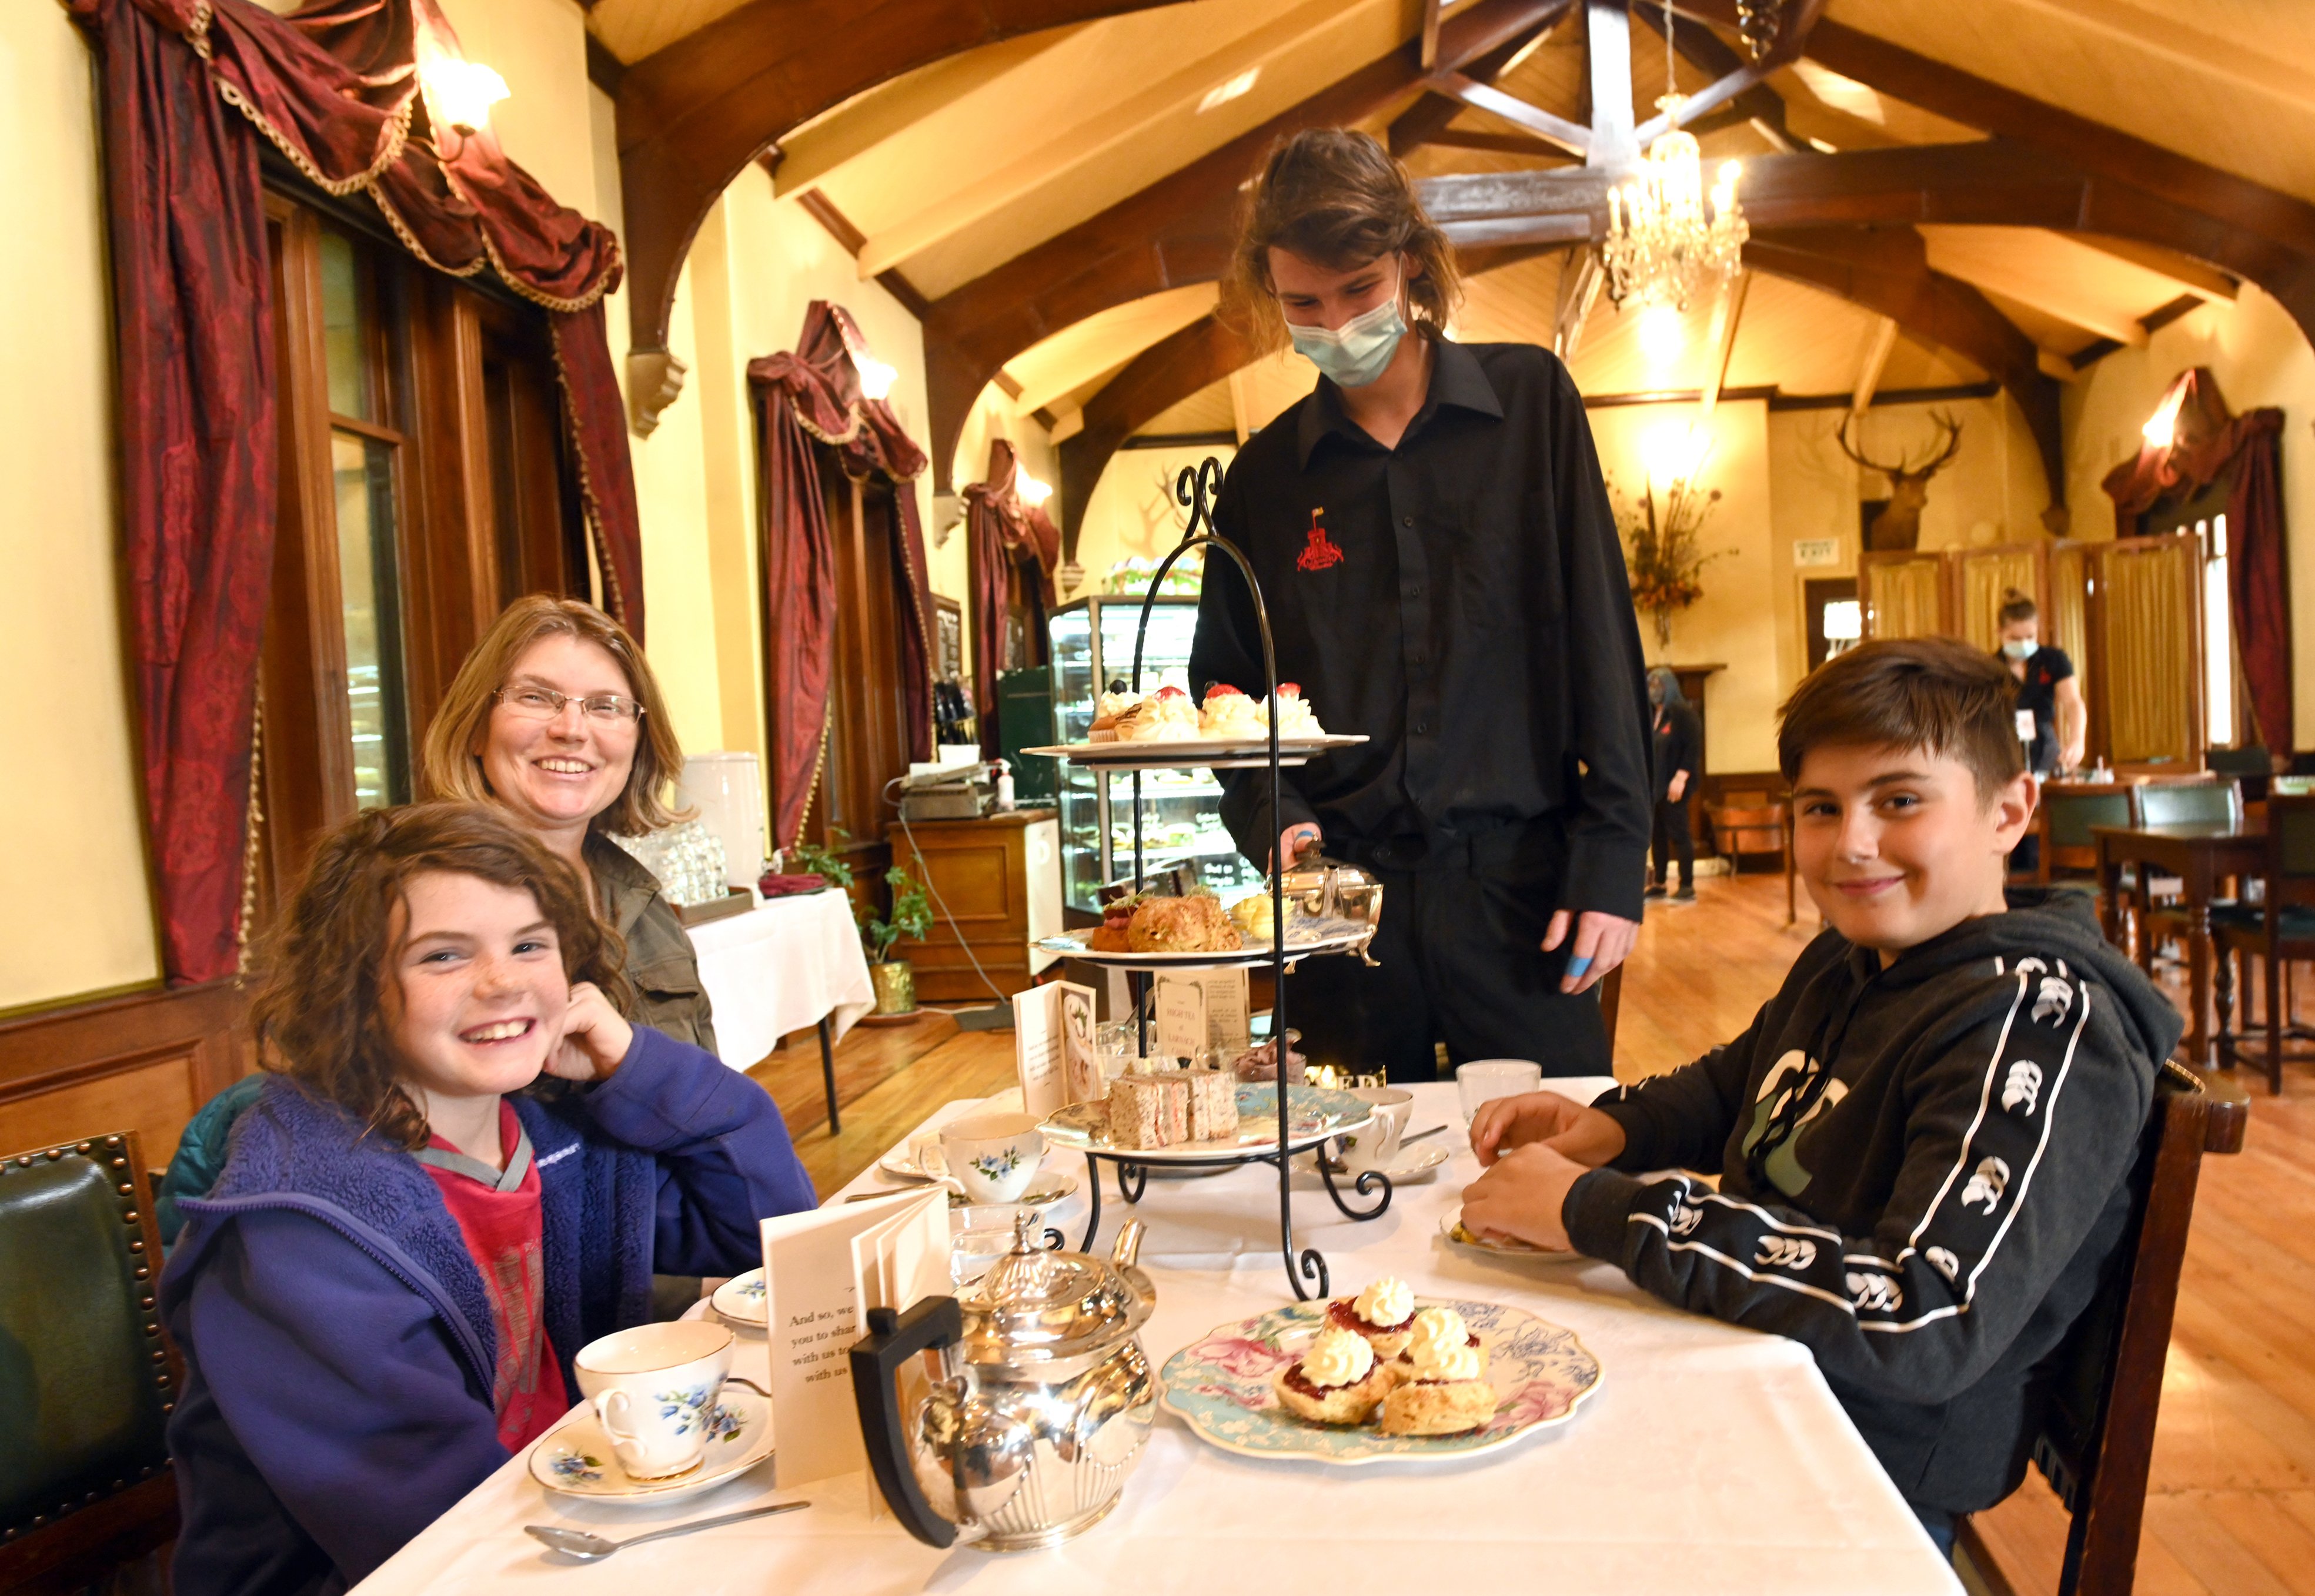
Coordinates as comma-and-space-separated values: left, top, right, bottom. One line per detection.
162, 804, 816, 1595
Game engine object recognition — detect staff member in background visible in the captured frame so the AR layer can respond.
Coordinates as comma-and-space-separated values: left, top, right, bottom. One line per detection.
1188, 129, 1652, 1083
1644, 667, 1702, 904
1997, 590, 2084, 778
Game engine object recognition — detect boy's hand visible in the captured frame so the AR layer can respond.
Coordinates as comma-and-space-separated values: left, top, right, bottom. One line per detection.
546, 982, 634, 1083
1469, 1091, 1627, 1169
1460, 1143, 1589, 1252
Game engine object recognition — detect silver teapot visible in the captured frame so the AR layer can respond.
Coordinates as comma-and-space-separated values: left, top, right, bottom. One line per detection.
850, 1214, 1157, 1551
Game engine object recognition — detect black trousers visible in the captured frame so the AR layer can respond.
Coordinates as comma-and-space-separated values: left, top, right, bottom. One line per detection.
1281, 817, 1611, 1085
1650, 797, 1695, 887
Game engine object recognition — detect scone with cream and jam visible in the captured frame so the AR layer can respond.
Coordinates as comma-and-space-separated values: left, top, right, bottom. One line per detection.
1377, 1317, 1496, 1437
1115, 685, 1200, 742
1387, 1306, 1488, 1384
1271, 1324, 1394, 1426
1267, 682, 1324, 738
1325, 1277, 1418, 1359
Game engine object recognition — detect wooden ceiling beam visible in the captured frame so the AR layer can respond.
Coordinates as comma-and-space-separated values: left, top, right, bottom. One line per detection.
613, 0, 1175, 359
1388, 1, 1574, 156
1057, 314, 1255, 554
1629, 1, 1795, 152
1741, 226, 2063, 504
921, 0, 1568, 488
2070, 235, 2238, 303
1583, 0, 1635, 168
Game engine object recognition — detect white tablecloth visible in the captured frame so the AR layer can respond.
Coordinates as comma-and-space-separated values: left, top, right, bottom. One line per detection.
354, 1082, 1959, 1596
686, 890, 876, 1068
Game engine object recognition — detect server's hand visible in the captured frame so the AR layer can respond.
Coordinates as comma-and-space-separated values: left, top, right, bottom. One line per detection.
1275, 822, 1322, 870
1541, 909, 1636, 994
1666, 771, 1689, 803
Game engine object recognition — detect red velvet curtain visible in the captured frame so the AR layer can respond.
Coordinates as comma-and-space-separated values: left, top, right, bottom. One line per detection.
68, 0, 643, 982
963, 439, 1061, 756
2102, 368, 2293, 755
748, 302, 936, 849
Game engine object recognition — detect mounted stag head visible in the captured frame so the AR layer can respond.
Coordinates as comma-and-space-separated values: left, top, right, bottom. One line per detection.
1837, 411, 1965, 552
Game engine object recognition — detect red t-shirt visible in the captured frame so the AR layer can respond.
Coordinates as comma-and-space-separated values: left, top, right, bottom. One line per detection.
420, 1102, 568, 1452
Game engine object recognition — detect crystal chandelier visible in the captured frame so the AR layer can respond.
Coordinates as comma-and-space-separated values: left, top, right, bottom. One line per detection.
1600, 101, 1748, 312
1598, 6, 1748, 313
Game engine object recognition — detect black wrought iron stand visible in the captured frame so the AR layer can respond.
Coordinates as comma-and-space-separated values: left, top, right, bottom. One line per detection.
1062, 457, 1388, 1300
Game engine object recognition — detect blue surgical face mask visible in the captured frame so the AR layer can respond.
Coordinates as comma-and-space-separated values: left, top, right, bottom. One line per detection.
2002, 638, 2038, 661
1285, 264, 1407, 389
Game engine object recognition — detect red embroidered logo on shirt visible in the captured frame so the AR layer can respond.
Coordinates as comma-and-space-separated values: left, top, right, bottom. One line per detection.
1296, 508, 1345, 572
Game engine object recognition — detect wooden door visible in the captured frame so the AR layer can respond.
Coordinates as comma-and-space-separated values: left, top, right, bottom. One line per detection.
816, 474, 914, 905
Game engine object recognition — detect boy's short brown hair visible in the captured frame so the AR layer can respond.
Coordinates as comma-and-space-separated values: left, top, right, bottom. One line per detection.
1778, 637, 2025, 799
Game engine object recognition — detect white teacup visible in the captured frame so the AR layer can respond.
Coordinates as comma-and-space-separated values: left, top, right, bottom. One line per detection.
1338, 1087, 1414, 1173
1457, 1059, 1544, 1123
572, 1321, 735, 1480
940, 1112, 1045, 1204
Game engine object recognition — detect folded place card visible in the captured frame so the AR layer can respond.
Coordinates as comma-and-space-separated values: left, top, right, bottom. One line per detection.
1013, 980, 1098, 1116
759, 1187, 948, 1490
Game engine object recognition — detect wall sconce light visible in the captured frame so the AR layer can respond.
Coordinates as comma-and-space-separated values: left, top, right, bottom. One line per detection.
1015, 470, 1054, 507
854, 355, 898, 402
1642, 420, 1711, 487
2142, 384, 2186, 451
420, 56, 510, 133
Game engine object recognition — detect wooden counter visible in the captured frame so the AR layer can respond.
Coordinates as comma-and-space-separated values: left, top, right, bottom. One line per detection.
886, 808, 1062, 1002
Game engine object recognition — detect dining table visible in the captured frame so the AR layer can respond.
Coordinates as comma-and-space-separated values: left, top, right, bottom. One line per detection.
350, 1080, 1962, 1595
2093, 817, 2265, 1066
687, 886, 877, 1129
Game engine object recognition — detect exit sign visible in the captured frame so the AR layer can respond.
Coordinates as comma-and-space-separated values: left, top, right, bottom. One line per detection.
1793, 537, 1840, 567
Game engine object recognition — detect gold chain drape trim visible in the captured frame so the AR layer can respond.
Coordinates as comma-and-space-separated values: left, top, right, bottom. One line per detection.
178, 9, 617, 311
235, 683, 265, 972
793, 694, 833, 849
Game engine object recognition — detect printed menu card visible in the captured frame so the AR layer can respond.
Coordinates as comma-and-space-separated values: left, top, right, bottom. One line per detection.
1013, 979, 1098, 1115
758, 1187, 948, 1488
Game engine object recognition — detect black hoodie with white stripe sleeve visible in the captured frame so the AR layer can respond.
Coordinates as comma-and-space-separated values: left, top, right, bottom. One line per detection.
1564, 888, 2177, 1514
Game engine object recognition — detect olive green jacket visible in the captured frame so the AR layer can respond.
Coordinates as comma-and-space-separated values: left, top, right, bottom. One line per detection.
588, 832, 719, 1058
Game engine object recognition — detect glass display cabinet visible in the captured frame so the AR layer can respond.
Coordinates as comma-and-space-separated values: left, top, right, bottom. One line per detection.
1048, 595, 1261, 917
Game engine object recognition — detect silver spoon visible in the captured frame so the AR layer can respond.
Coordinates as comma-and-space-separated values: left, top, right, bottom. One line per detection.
525, 1500, 809, 1561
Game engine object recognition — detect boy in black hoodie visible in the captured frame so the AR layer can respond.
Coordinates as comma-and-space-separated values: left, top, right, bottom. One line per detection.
1461, 637, 2180, 1553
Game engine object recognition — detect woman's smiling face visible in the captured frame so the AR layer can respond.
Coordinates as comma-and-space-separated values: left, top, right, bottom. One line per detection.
476, 634, 638, 842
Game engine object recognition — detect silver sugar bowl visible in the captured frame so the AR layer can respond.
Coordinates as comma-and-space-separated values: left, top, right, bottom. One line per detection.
850, 1214, 1157, 1551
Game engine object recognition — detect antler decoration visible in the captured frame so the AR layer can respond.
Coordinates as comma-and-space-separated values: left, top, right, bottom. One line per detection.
1834, 410, 1965, 486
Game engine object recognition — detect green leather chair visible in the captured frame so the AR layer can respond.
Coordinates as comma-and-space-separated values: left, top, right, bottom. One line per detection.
0, 1132, 181, 1594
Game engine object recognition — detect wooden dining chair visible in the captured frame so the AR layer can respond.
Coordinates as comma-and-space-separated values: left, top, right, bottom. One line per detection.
2133, 779, 2244, 971
2212, 793, 2315, 1095
1956, 1062, 2250, 1595
0, 1132, 182, 1596
2033, 783, 2136, 886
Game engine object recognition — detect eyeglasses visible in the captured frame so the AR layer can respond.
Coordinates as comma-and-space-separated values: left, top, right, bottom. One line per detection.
494, 685, 646, 725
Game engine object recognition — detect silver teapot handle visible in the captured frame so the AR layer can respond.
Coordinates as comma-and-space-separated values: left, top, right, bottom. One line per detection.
850, 1297, 968, 1550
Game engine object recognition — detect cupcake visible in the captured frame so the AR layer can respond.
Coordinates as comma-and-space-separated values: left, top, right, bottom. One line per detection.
1388, 1307, 1486, 1384
1271, 1325, 1393, 1426
1326, 1276, 1418, 1358
1377, 1323, 1496, 1437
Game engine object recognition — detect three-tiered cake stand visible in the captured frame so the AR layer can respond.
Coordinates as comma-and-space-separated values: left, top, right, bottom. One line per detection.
1027, 457, 1391, 1300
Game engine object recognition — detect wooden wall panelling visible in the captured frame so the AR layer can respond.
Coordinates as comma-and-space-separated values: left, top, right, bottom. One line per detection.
889, 811, 1052, 1001
0, 983, 250, 1166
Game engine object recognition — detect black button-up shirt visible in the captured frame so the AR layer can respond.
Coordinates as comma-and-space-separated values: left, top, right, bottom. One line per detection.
1187, 337, 1652, 919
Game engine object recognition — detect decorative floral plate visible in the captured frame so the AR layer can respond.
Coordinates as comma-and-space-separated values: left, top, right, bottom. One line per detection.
1041, 1081, 1375, 1164
1160, 1297, 1601, 1465
1438, 1205, 1588, 1263
710, 1268, 770, 1327
1023, 733, 1368, 772
529, 1387, 772, 1504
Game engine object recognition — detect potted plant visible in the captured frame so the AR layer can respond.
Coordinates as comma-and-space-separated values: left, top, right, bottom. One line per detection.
1611, 463, 1728, 651
862, 865, 933, 1017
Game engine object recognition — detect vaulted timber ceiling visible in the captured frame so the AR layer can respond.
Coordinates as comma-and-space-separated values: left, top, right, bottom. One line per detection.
582, 0, 2315, 517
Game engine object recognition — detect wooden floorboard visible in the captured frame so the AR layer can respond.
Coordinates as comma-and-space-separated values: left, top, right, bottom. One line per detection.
723, 871, 2315, 1589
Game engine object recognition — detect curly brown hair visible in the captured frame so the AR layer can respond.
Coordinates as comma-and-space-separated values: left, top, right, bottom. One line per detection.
250, 802, 633, 1149
1222, 128, 1462, 357
420, 595, 692, 838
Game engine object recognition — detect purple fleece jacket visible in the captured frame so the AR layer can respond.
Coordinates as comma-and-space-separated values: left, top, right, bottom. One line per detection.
160, 1027, 816, 1596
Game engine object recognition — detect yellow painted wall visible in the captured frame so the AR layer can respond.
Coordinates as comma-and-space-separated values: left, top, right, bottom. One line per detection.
1589, 400, 1785, 774
0, 2, 165, 1009
2064, 282, 2315, 746
1076, 442, 1237, 601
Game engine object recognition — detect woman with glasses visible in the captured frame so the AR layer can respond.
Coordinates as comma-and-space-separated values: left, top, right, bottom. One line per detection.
417, 595, 717, 1055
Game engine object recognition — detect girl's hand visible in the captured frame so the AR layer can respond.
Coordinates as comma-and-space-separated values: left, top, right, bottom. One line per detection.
546, 982, 634, 1082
